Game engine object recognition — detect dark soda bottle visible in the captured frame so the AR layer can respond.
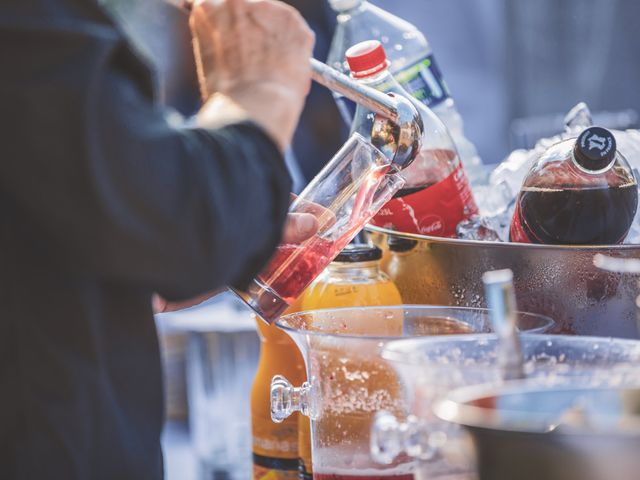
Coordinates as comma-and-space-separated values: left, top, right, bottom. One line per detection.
510, 126, 638, 245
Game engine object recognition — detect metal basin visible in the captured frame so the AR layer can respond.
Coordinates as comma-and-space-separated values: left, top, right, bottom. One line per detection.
367, 225, 640, 338
436, 384, 640, 480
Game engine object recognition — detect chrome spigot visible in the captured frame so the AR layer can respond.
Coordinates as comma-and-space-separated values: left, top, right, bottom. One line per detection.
310, 59, 423, 170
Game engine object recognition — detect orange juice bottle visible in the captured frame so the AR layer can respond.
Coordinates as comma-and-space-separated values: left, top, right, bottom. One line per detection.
251, 297, 307, 479
298, 243, 403, 478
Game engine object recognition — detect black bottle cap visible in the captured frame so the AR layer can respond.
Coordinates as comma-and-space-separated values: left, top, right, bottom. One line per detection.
387, 235, 418, 253
573, 126, 617, 171
334, 244, 382, 263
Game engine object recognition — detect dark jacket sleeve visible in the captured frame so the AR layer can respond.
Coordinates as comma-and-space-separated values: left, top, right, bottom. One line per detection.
0, 8, 291, 300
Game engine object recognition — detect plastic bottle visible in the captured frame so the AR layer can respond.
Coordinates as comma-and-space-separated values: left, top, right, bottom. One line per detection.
510, 126, 638, 245
297, 244, 403, 479
327, 0, 484, 183
251, 298, 307, 479
347, 40, 478, 237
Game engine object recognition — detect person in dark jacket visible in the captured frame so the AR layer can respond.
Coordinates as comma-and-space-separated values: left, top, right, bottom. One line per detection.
0, 0, 315, 478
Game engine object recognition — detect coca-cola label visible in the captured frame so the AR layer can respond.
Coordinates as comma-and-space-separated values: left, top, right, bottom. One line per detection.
393, 54, 451, 108
371, 165, 478, 237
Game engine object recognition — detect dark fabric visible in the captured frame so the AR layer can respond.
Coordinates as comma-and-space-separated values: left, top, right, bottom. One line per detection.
282, 0, 347, 181
0, 1, 292, 479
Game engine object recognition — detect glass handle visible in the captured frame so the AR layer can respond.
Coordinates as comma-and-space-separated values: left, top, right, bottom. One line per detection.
370, 411, 441, 464
270, 375, 313, 423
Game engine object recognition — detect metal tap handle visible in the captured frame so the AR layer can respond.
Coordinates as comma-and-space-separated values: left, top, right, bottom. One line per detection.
482, 269, 525, 381
310, 58, 399, 122
310, 59, 423, 171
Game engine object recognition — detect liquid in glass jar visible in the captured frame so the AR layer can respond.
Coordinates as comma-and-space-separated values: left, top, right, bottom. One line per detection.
298, 244, 403, 479
252, 298, 307, 479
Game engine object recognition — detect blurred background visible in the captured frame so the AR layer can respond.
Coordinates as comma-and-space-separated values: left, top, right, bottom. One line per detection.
98, 0, 640, 478
104, 0, 640, 178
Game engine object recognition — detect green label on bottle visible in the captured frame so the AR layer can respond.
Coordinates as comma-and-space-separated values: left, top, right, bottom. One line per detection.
394, 54, 450, 108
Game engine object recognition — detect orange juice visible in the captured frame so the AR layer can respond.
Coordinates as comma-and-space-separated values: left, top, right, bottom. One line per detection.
251, 297, 307, 479
298, 244, 403, 479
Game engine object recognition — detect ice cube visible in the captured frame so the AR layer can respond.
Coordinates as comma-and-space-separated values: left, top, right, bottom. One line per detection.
457, 215, 501, 242
488, 150, 532, 204
615, 129, 640, 171
614, 130, 640, 245
564, 102, 593, 131
624, 195, 640, 245
473, 182, 513, 218
489, 103, 597, 204
624, 221, 640, 245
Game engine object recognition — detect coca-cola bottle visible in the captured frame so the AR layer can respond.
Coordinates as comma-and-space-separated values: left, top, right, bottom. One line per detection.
510, 126, 638, 245
326, 0, 485, 184
346, 40, 478, 237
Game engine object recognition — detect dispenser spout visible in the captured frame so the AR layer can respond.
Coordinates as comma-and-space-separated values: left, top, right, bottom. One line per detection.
310, 58, 423, 170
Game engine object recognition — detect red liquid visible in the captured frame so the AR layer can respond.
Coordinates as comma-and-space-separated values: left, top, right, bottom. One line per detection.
256, 165, 390, 316
259, 238, 338, 305
371, 163, 477, 238
313, 474, 414, 480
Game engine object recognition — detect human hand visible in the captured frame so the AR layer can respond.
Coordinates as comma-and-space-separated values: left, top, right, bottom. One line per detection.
190, 0, 315, 151
153, 209, 319, 313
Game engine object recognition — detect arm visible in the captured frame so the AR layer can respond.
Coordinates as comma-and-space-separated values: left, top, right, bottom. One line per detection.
1, 57, 291, 300
0, 0, 314, 301
89, 66, 295, 299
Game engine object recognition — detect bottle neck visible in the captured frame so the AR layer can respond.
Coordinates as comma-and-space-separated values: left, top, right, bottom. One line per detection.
326, 261, 381, 280
354, 67, 403, 93
350, 67, 405, 138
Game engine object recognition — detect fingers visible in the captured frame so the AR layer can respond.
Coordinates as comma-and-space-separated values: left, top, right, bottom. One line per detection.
189, 8, 216, 99
283, 212, 319, 244
191, 0, 315, 147
247, 0, 315, 61
152, 294, 168, 314
180, 0, 194, 12
152, 290, 224, 314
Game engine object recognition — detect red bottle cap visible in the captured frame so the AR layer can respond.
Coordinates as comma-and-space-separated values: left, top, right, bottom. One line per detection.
346, 40, 390, 79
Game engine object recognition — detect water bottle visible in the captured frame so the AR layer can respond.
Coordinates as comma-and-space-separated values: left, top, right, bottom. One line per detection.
327, 0, 485, 183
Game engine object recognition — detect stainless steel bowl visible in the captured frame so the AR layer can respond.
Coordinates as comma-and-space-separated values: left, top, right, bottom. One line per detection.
436, 384, 640, 480
367, 226, 640, 338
